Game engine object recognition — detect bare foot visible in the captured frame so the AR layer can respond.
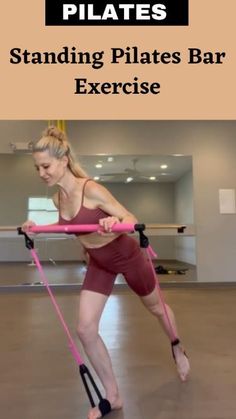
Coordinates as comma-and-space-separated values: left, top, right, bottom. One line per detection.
172, 344, 190, 382
87, 396, 123, 419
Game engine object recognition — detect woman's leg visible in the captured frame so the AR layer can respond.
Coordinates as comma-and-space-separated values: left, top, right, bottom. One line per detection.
140, 286, 190, 381
77, 290, 122, 419
119, 237, 190, 381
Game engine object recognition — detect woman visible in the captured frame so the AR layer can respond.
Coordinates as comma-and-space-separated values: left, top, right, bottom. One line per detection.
22, 127, 190, 419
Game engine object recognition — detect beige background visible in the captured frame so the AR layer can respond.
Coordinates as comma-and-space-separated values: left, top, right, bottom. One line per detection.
0, 1, 235, 119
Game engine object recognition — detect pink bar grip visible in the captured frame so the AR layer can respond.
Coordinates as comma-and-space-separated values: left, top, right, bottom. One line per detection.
28, 223, 136, 234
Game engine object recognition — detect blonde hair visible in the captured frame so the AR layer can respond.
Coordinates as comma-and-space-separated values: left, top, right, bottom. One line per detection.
32, 126, 87, 178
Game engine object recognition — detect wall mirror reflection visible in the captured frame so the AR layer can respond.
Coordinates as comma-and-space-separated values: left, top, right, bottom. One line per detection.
0, 146, 196, 289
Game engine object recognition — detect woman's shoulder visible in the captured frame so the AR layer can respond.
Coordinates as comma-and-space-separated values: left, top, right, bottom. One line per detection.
83, 178, 100, 194
83, 178, 108, 201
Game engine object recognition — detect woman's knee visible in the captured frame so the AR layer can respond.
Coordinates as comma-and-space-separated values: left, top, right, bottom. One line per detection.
141, 295, 165, 317
147, 302, 164, 317
141, 288, 165, 317
77, 322, 98, 344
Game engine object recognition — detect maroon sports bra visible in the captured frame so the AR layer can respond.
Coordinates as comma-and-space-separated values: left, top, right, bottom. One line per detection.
58, 179, 110, 229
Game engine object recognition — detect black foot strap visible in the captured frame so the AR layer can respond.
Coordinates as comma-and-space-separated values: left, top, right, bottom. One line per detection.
171, 338, 180, 362
171, 338, 188, 362
80, 364, 103, 408
79, 365, 112, 416
98, 399, 112, 417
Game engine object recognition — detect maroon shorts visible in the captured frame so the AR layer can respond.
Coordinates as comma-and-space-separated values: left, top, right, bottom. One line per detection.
82, 234, 156, 297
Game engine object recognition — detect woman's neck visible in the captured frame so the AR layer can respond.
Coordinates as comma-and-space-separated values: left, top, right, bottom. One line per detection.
57, 170, 82, 197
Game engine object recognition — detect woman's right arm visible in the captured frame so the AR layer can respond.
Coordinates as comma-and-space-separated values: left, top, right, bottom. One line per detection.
21, 193, 59, 232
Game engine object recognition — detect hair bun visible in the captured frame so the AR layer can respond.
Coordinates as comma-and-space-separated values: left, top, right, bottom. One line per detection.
43, 126, 67, 143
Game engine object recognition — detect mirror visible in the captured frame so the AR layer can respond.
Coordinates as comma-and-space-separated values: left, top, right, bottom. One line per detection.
0, 151, 196, 288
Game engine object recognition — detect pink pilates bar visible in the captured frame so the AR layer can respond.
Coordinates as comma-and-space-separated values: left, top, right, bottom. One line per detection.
0, 223, 186, 233
28, 223, 138, 234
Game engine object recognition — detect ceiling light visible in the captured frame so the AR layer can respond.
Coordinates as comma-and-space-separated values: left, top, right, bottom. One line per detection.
160, 164, 168, 169
107, 157, 114, 162
149, 176, 156, 181
126, 177, 133, 183
172, 154, 185, 157
94, 176, 100, 181
95, 163, 103, 169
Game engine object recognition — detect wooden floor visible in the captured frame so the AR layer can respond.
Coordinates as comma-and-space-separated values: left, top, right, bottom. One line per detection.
0, 286, 236, 419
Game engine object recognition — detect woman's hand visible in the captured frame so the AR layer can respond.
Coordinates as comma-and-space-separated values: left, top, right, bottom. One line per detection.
99, 216, 120, 233
21, 220, 36, 233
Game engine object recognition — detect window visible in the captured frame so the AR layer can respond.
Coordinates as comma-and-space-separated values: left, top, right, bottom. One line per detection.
28, 197, 58, 224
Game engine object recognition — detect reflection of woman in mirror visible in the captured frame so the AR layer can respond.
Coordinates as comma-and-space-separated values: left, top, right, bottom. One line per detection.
22, 127, 190, 419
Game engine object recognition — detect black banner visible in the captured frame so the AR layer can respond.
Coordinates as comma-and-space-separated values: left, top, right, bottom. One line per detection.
45, 1, 189, 26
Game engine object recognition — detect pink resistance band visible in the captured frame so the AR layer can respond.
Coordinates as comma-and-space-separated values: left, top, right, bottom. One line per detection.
30, 247, 84, 365
27, 222, 177, 342
21, 232, 113, 415
145, 245, 177, 342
